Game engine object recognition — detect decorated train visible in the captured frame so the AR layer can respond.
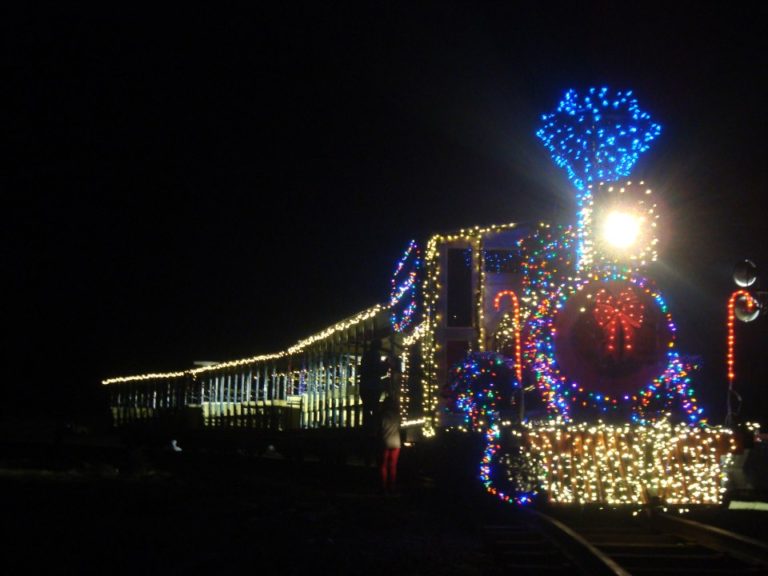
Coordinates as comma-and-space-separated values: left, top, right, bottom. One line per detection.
103, 88, 735, 506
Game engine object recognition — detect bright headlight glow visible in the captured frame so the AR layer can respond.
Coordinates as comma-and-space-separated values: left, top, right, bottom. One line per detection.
588, 181, 659, 267
602, 211, 642, 249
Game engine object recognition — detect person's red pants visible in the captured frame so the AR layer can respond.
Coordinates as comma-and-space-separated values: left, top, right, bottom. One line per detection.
380, 448, 400, 491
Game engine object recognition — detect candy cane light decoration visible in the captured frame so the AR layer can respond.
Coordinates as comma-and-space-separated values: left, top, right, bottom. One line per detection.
727, 290, 759, 389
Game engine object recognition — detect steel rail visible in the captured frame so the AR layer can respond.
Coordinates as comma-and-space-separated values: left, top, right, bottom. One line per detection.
532, 505, 768, 575
652, 511, 768, 570
523, 508, 632, 576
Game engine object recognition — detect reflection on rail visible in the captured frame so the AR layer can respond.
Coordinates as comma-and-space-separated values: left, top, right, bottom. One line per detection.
482, 501, 768, 575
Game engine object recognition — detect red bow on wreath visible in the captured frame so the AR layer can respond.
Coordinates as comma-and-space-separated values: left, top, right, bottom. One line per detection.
593, 287, 644, 353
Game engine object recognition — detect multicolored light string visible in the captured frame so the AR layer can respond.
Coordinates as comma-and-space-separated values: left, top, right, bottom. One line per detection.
390, 239, 421, 333
449, 353, 533, 505
449, 351, 722, 506
524, 265, 698, 422
419, 222, 519, 435
635, 352, 705, 425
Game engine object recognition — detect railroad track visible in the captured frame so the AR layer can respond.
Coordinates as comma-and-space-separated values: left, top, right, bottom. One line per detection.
481, 501, 768, 575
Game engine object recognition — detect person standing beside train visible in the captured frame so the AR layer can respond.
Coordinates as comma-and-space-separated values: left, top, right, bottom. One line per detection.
360, 340, 387, 425
360, 340, 387, 466
379, 396, 401, 494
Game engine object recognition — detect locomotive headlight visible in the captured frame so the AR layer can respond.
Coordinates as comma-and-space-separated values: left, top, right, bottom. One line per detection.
601, 211, 643, 249
588, 180, 660, 267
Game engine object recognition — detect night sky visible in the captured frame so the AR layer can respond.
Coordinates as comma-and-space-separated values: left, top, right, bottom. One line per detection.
6, 3, 767, 425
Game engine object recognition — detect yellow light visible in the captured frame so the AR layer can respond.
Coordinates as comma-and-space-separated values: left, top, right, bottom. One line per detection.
103, 303, 385, 385
521, 421, 735, 505
106, 220, 533, 439
602, 211, 642, 249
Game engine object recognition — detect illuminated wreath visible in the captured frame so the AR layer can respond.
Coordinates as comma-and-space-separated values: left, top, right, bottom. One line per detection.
389, 240, 421, 333
527, 271, 692, 421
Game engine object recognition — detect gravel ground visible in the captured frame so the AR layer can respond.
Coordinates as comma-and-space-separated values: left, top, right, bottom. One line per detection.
1, 444, 490, 576
4, 437, 767, 575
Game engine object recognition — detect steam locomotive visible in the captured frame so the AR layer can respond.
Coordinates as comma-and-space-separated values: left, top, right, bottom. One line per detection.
103, 88, 734, 506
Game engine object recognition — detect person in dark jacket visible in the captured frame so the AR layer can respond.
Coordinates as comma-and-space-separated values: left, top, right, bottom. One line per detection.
359, 340, 387, 424
359, 340, 387, 467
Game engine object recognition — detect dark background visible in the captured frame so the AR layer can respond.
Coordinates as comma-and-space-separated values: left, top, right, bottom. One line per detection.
4, 2, 767, 426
